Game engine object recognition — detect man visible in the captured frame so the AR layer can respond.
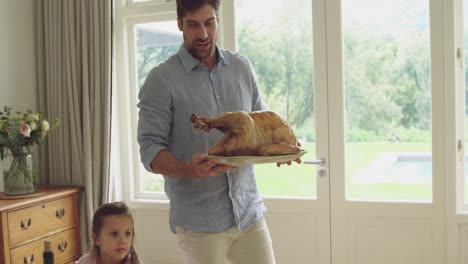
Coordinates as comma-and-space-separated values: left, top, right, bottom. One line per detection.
137, 0, 276, 263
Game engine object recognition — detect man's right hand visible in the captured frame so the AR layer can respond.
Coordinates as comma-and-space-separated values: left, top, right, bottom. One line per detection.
150, 150, 236, 178
187, 154, 236, 178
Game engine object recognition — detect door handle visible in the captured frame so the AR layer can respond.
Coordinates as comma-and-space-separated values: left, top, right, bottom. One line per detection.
304, 158, 327, 177
304, 158, 326, 166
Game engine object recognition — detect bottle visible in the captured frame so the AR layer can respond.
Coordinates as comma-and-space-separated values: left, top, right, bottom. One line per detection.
43, 240, 54, 264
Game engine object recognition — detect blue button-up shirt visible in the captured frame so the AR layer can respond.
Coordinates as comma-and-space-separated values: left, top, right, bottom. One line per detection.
137, 45, 266, 233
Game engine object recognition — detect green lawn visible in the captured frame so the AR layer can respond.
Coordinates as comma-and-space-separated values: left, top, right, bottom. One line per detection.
256, 142, 431, 201
144, 142, 468, 202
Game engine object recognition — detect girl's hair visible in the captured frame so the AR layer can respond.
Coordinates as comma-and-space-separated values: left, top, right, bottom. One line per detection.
176, 0, 220, 19
91, 201, 139, 264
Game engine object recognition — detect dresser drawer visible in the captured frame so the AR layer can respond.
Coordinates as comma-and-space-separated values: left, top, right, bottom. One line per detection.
10, 228, 80, 264
8, 196, 76, 246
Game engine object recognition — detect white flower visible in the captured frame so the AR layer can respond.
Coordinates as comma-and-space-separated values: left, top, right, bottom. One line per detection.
19, 124, 31, 137
29, 121, 37, 130
42, 120, 50, 132
26, 114, 39, 122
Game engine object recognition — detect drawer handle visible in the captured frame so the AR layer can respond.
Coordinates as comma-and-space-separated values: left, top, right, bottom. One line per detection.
56, 208, 65, 219
20, 218, 32, 230
58, 241, 68, 252
23, 254, 34, 264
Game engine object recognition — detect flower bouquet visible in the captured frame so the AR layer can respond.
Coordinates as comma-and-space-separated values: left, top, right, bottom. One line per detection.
0, 107, 59, 195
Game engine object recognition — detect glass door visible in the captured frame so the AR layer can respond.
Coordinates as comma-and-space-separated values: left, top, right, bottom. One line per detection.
328, 0, 445, 263
234, 0, 331, 263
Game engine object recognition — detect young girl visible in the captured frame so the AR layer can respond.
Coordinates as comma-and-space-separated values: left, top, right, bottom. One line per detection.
76, 201, 143, 264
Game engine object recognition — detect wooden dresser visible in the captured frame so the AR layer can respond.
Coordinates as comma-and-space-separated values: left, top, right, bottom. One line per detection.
0, 185, 83, 264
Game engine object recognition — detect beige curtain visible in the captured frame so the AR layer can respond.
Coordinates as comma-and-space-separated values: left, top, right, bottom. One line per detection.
36, 0, 112, 252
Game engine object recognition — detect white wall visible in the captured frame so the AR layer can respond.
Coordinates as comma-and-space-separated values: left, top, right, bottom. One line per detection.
0, 0, 37, 110
0, 0, 38, 191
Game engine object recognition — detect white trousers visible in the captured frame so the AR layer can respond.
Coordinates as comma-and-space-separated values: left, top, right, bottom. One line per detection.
175, 218, 276, 264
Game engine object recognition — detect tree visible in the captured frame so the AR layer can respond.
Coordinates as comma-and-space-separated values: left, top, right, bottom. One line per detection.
391, 33, 431, 130
343, 30, 403, 139
237, 0, 315, 128
137, 45, 179, 88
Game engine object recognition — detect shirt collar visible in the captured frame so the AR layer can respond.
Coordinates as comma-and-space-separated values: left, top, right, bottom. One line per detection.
177, 44, 229, 73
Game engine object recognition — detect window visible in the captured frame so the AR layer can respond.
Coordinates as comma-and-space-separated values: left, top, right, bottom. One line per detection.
235, 0, 317, 197
114, 0, 461, 206
133, 21, 182, 196
342, 0, 432, 202
114, 1, 182, 199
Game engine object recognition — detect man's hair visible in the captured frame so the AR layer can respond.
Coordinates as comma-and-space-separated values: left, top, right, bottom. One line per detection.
176, 0, 220, 19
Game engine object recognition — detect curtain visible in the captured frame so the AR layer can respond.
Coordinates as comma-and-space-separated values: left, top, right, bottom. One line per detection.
36, 0, 112, 252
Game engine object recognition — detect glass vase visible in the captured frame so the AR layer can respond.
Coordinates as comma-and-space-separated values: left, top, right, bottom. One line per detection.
2, 147, 36, 195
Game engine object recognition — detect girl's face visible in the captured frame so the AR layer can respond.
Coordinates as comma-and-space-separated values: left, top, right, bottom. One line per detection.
94, 215, 134, 264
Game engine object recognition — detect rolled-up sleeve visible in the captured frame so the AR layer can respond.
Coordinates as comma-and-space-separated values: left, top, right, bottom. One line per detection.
137, 68, 173, 172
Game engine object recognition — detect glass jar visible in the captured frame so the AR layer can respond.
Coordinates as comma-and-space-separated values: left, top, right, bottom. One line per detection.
2, 147, 36, 195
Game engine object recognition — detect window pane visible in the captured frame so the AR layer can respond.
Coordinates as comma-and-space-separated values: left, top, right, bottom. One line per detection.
134, 21, 182, 193
135, 21, 181, 88
236, 0, 316, 198
343, 0, 432, 202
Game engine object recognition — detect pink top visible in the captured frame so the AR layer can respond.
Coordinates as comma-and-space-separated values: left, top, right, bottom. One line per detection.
75, 253, 143, 264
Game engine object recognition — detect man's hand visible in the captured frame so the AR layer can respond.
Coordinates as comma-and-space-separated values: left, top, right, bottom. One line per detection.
150, 150, 236, 178
187, 154, 236, 178
276, 158, 302, 167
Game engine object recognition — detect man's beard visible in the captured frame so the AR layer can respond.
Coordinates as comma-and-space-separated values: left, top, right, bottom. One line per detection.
186, 38, 215, 61
190, 46, 213, 61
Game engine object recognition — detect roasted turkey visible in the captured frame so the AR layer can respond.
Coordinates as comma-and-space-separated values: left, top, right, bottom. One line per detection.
190, 111, 302, 157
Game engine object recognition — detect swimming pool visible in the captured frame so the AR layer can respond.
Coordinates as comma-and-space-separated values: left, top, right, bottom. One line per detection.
353, 153, 466, 184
